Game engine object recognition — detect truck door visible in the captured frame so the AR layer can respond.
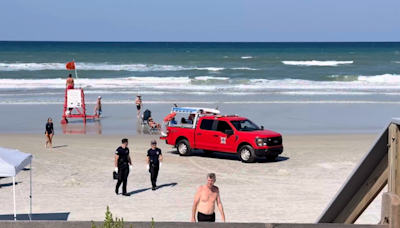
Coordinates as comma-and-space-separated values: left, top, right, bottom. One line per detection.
195, 119, 215, 150
212, 120, 236, 153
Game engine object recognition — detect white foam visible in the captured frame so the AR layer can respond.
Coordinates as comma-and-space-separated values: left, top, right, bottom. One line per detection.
282, 60, 353, 66
194, 67, 225, 71
194, 76, 229, 81
241, 56, 254, 59
357, 74, 400, 83
1, 74, 400, 92
231, 67, 259, 70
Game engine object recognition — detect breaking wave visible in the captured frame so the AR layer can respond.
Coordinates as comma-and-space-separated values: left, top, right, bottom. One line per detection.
282, 61, 353, 66
1, 74, 400, 91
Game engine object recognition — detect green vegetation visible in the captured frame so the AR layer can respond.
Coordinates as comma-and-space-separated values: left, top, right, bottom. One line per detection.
91, 206, 134, 228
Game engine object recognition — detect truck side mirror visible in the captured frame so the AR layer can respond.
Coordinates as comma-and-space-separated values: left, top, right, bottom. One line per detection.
261, 126, 264, 130
225, 129, 234, 135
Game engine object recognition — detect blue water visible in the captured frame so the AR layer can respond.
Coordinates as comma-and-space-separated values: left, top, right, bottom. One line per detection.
0, 42, 399, 104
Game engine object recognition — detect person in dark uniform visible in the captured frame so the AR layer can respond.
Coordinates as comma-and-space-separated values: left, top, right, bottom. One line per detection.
45, 118, 54, 148
147, 140, 163, 191
115, 138, 132, 196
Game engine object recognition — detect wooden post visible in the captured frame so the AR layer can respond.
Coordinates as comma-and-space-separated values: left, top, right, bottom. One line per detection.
388, 123, 400, 196
389, 123, 396, 194
333, 154, 388, 223
388, 123, 400, 228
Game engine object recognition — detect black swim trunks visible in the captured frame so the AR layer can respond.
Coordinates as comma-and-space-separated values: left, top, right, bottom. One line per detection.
197, 212, 215, 222
136, 104, 141, 110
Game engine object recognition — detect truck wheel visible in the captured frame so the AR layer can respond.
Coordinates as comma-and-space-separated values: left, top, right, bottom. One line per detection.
238, 145, 255, 163
266, 154, 278, 161
177, 139, 192, 156
203, 150, 213, 156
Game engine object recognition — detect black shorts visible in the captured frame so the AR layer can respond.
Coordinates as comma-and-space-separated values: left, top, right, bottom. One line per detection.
136, 105, 141, 110
197, 212, 215, 222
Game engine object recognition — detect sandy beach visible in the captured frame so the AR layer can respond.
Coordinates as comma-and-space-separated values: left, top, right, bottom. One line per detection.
0, 133, 385, 223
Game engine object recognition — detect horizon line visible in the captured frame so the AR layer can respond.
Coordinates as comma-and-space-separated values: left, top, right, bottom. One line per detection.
1, 40, 400, 43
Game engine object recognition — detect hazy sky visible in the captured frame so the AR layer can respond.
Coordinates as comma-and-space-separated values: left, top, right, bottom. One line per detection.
1, 0, 399, 42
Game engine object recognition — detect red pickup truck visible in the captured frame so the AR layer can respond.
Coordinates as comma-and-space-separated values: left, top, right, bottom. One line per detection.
160, 108, 283, 163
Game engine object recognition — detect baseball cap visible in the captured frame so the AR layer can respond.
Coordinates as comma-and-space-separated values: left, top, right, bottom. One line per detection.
137, 94, 141, 97
98, 96, 102, 99
151, 140, 157, 144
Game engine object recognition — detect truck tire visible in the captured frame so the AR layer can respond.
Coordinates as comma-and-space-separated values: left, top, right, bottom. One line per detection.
177, 139, 192, 156
238, 145, 256, 163
203, 150, 213, 156
266, 154, 278, 161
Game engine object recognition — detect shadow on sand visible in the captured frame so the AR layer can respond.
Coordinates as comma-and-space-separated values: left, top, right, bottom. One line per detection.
126, 182, 178, 196
168, 150, 289, 163
52, 145, 68, 148
0, 182, 21, 188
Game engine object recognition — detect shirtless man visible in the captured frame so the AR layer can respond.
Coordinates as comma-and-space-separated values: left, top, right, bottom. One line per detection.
66, 74, 74, 89
191, 173, 225, 222
135, 94, 142, 118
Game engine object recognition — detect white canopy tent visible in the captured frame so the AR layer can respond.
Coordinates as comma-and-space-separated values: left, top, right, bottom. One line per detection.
0, 147, 33, 220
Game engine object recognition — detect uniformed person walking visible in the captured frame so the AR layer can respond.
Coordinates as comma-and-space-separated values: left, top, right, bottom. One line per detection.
147, 140, 163, 191
115, 138, 132, 196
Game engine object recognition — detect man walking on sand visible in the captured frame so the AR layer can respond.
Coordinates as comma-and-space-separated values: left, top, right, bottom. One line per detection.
191, 173, 226, 222
115, 138, 132, 196
146, 140, 163, 191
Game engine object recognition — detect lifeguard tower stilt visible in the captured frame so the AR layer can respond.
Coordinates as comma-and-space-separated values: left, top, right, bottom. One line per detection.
61, 88, 98, 124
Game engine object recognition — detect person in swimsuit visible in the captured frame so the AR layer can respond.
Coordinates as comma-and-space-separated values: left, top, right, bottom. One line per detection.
66, 74, 74, 89
94, 96, 102, 117
135, 94, 142, 118
191, 173, 226, 222
45, 118, 54, 148
148, 117, 161, 130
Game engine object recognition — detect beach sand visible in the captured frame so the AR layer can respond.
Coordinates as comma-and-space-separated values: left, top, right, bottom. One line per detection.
0, 133, 385, 223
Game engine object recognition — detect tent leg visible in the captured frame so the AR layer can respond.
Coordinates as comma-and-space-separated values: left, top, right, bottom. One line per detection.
30, 161, 32, 220
13, 177, 16, 221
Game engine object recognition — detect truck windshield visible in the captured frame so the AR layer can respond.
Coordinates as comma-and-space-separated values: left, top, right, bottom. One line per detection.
230, 119, 260, 131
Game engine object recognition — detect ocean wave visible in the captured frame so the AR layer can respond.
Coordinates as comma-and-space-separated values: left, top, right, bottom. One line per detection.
0, 62, 254, 72
282, 60, 353, 66
241, 56, 254, 59
1, 74, 400, 91
194, 67, 224, 71
194, 76, 229, 81
230, 67, 259, 70
357, 74, 400, 83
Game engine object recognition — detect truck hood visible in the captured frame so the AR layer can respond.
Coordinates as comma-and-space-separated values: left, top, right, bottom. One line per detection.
237, 130, 281, 138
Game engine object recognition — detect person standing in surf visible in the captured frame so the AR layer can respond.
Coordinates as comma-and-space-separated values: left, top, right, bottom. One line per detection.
94, 96, 102, 117
45, 118, 54, 148
135, 94, 143, 118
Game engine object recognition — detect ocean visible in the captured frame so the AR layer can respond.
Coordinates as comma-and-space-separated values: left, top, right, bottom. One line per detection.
0, 42, 400, 105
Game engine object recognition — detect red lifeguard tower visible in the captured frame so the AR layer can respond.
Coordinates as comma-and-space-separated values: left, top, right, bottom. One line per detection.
61, 60, 99, 124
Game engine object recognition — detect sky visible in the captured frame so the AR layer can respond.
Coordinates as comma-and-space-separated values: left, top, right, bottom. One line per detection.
1, 0, 399, 42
